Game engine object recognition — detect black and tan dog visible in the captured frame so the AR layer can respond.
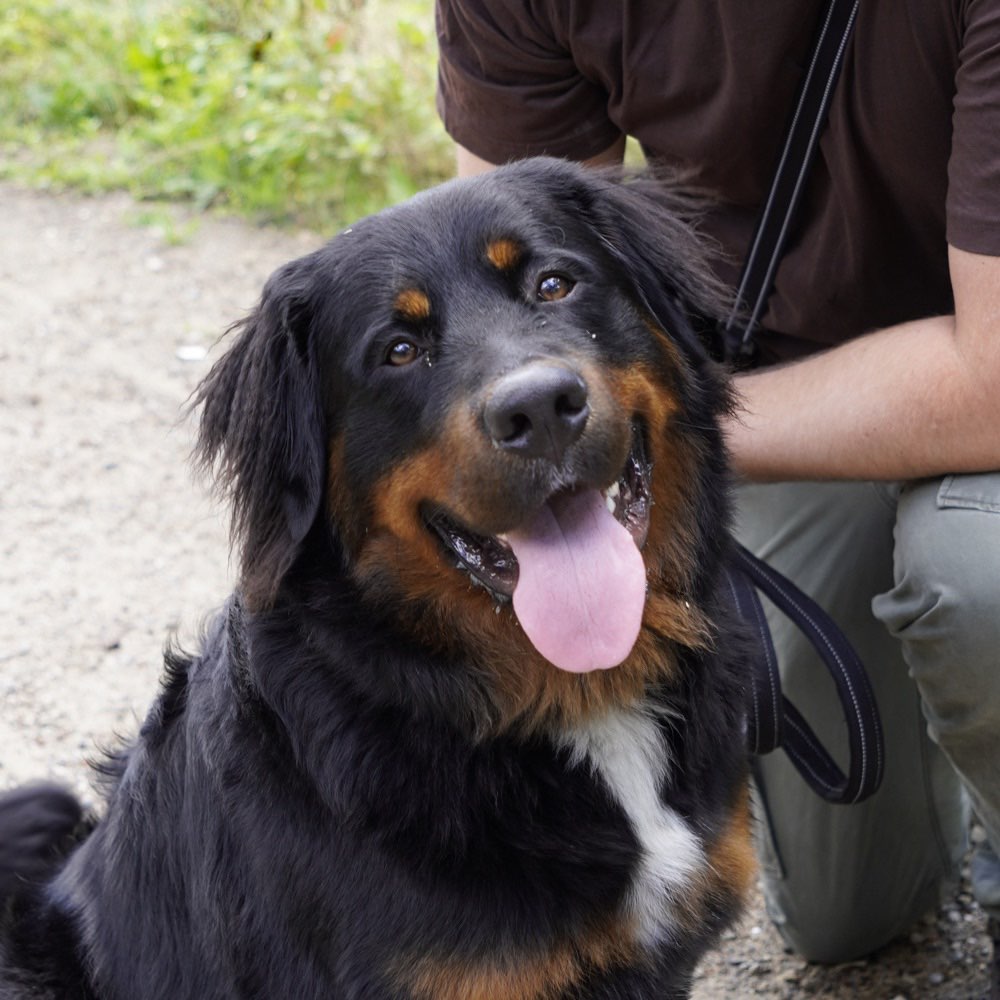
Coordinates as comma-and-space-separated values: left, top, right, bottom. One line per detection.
0, 159, 754, 999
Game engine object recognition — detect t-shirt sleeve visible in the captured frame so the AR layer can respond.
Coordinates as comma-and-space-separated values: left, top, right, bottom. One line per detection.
435, 0, 621, 164
946, 0, 1000, 255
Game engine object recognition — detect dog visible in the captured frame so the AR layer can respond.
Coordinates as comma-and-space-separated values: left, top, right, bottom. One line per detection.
0, 158, 754, 999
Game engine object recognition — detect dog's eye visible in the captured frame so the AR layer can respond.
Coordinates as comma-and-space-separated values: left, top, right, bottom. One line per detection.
536, 274, 575, 302
385, 339, 423, 367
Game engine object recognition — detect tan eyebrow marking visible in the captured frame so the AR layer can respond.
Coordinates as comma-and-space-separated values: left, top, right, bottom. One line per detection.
485, 238, 522, 272
393, 288, 432, 322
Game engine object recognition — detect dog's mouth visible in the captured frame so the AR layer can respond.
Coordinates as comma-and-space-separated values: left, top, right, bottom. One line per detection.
425, 425, 651, 672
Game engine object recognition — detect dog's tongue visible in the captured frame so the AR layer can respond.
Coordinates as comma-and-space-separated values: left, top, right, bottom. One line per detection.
505, 489, 646, 672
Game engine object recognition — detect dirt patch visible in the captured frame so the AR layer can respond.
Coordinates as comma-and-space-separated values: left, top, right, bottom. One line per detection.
0, 182, 990, 998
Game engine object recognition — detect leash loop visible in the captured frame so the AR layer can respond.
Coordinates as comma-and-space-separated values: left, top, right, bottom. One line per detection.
727, 543, 885, 804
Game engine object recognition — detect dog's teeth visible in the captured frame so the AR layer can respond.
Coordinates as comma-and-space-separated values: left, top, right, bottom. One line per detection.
606, 495, 617, 515
607, 481, 620, 499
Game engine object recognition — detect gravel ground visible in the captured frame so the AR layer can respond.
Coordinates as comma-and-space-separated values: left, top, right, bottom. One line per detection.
0, 182, 992, 998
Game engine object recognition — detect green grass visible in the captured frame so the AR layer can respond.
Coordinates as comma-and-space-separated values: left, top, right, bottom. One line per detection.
0, 0, 453, 228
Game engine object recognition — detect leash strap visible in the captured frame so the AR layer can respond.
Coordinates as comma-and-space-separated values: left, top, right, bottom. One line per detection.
726, 544, 884, 804
722, 0, 861, 360
723, 560, 783, 756
716, 0, 878, 802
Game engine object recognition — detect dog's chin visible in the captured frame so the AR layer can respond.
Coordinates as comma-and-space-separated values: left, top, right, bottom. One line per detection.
423, 425, 651, 604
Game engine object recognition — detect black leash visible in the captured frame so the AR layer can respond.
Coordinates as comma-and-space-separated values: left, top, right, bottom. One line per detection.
726, 545, 884, 804
722, 0, 861, 361
719, 0, 883, 803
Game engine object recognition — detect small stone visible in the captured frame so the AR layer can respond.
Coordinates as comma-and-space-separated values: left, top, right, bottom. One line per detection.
175, 344, 207, 362
928, 972, 945, 986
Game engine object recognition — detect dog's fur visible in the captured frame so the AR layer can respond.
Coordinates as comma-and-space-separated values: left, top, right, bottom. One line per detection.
0, 159, 754, 999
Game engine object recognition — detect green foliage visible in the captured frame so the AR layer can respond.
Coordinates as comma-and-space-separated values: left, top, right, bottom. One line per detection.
0, 0, 452, 227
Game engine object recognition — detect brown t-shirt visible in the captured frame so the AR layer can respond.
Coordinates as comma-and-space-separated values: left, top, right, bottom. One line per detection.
436, 0, 1000, 362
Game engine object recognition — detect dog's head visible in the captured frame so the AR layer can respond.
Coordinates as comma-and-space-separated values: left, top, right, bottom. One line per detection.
196, 158, 733, 727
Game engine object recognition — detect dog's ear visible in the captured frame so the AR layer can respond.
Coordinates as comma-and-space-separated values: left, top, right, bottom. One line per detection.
556, 165, 731, 362
194, 252, 325, 609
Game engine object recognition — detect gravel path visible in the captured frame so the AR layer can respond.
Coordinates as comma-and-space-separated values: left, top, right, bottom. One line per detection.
0, 182, 991, 998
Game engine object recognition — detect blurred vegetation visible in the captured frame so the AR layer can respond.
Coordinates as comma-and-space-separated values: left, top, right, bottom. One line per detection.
0, 0, 453, 228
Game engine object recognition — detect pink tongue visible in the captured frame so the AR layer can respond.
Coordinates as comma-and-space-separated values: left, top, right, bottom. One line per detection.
505, 490, 647, 672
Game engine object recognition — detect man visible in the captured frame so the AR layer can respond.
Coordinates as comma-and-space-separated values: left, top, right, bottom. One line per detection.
434, 0, 1000, 989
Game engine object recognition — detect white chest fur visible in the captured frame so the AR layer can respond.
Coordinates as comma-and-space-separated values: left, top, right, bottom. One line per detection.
558, 706, 703, 946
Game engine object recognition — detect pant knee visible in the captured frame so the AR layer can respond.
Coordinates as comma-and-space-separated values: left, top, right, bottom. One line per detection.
874, 485, 1000, 743
764, 878, 941, 964
881, 589, 992, 710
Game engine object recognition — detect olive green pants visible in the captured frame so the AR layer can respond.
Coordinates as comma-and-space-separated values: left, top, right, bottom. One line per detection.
735, 476, 1000, 962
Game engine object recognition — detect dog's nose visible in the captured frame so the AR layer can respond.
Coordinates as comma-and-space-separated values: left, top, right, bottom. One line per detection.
483, 363, 590, 462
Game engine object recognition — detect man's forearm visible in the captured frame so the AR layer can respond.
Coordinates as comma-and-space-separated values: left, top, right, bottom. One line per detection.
725, 312, 1000, 482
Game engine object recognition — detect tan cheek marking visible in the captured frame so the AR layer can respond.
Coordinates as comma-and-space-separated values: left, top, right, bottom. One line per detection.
394, 288, 432, 322
359, 407, 481, 564
352, 408, 496, 618
605, 364, 709, 647
645, 318, 686, 367
486, 238, 522, 272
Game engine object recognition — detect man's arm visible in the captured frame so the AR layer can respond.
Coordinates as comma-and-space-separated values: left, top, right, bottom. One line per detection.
726, 245, 1000, 481
455, 139, 626, 178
